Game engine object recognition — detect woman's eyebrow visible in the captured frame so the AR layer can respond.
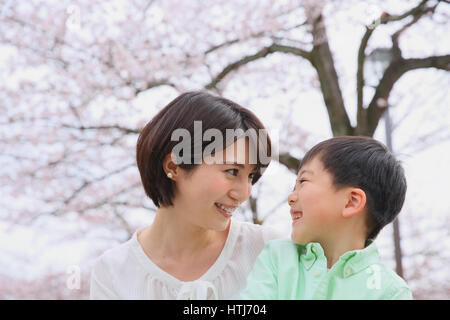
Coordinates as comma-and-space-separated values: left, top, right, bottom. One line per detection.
223, 161, 244, 166
223, 161, 258, 172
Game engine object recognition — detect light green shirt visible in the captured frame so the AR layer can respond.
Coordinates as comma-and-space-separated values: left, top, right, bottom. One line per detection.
240, 239, 413, 300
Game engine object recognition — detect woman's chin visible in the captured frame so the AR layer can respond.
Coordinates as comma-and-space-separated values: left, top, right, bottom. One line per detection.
205, 217, 231, 232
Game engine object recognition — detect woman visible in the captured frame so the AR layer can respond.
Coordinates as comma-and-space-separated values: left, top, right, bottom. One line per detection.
90, 91, 284, 299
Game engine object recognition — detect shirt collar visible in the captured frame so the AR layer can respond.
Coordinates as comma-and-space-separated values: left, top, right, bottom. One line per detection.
299, 242, 323, 270
339, 240, 379, 278
298, 241, 380, 276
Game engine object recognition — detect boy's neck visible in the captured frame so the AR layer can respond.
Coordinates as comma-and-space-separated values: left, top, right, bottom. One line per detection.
319, 236, 367, 269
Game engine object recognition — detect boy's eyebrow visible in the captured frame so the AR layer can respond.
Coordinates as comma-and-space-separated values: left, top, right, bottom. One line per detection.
299, 169, 314, 176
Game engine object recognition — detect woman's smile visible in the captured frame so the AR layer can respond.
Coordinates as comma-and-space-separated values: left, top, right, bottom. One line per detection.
215, 202, 236, 218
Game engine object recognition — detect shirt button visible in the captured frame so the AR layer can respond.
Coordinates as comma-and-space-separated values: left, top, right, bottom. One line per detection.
345, 268, 351, 276
306, 261, 312, 268
312, 247, 316, 253
314, 270, 321, 277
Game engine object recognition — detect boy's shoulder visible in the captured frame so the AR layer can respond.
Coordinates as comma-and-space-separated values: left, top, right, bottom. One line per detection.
357, 260, 413, 299
349, 242, 411, 293
265, 238, 298, 249
371, 261, 411, 289
252, 239, 303, 276
263, 238, 302, 259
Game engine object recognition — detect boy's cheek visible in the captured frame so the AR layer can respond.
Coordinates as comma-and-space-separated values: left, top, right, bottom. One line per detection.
299, 208, 338, 240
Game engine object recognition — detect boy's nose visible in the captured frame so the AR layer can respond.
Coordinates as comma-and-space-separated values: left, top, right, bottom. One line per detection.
287, 192, 297, 206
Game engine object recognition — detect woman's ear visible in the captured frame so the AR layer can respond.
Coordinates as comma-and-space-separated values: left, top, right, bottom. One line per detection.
342, 188, 366, 218
163, 152, 179, 179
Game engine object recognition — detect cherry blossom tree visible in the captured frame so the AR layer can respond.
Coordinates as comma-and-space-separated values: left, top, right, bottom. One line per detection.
1, 0, 448, 299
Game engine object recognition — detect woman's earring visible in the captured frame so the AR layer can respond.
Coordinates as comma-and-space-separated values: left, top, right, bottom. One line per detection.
167, 172, 173, 179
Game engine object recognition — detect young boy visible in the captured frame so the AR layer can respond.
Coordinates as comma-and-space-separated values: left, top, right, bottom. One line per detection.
240, 136, 413, 299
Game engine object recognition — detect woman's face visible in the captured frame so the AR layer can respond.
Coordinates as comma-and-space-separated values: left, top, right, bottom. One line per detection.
172, 138, 257, 231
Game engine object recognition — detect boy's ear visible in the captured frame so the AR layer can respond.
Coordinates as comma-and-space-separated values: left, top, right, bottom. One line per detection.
342, 188, 366, 218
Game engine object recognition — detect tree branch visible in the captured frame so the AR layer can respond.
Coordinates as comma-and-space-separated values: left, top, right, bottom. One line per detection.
204, 43, 311, 90
309, 13, 352, 136
61, 124, 140, 135
356, 26, 375, 126
278, 152, 301, 173
391, 1, 439, 57
204, 21, 308, 55
356, 0, 444, 136
356, 0, 439, 135
382, 0, 430, 23
363, 54, 450, 137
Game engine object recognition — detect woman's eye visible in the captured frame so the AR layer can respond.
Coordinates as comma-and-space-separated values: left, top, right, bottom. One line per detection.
226, 169, 239, 176
225, 169, 256, 180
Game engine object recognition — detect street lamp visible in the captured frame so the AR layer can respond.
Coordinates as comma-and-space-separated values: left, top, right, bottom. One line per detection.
365, 48, 393, 148
364, 47, 404, 278
364, 48, 392, 87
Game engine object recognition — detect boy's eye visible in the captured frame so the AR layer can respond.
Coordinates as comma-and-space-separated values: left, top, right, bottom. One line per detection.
293, 179, 307, 191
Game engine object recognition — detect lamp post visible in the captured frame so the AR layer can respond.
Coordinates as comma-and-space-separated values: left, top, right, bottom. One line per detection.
365, 48, 404, 278
365, 48, 394, 149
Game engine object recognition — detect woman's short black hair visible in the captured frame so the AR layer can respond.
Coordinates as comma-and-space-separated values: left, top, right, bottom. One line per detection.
299, 136, 407, 240
136, 91, 272, 208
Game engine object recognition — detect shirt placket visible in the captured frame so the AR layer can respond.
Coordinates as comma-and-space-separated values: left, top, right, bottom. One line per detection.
306, 245, 328, 299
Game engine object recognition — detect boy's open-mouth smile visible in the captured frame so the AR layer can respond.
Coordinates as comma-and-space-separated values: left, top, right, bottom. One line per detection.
290, 208, 303, 225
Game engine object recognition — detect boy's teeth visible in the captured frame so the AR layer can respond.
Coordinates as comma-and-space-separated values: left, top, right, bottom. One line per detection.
293, 213, 302, 220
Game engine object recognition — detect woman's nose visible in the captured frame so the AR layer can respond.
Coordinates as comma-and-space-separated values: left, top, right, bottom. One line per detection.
229, 179, 252, 203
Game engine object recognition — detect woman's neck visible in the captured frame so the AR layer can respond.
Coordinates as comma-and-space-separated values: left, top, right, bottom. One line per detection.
142, 206, 229, 259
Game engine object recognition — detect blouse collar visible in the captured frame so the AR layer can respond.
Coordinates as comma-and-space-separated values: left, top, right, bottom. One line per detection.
130, 218, 241, 297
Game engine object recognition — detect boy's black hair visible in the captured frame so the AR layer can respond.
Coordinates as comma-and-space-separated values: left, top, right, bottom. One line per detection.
299, 136, 407, 240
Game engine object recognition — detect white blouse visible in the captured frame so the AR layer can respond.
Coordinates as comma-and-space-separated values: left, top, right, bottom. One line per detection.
89, 219, 285, 300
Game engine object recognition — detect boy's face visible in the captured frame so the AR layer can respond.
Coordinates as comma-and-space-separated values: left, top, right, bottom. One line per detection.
287, 156, 349, 245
